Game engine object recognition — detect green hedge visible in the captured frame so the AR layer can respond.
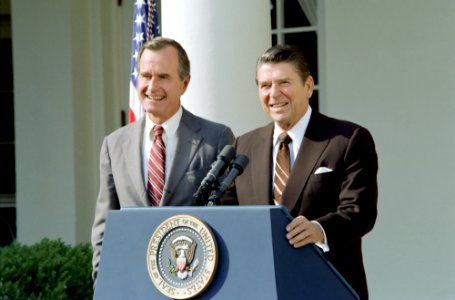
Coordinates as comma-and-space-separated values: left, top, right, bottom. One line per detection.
0, 238, 93, 300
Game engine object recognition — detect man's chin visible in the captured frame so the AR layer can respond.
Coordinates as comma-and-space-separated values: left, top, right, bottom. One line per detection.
271, 114, 288, 124
142, 101, 163, 113
273, 118, 293, 130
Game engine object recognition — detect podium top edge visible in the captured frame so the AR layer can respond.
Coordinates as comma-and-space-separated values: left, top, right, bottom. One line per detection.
122, 205, 282, 211
120, 205, 293, 219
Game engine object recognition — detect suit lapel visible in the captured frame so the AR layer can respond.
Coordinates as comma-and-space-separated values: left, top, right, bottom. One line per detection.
281, 112, 329, 211
123, 118, 149, 205
161, 109, 202, 203
250, 124, 274, 204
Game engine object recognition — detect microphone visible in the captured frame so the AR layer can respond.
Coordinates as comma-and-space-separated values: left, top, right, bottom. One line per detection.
193, 145, 236, 205
206, 154, 249, 206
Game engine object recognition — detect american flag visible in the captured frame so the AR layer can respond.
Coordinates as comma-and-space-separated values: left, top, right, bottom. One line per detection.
128, 0, 160, 123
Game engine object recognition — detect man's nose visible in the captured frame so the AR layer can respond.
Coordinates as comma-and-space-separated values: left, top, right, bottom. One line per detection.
270, 84, 280, 97
148, 77, 159, 92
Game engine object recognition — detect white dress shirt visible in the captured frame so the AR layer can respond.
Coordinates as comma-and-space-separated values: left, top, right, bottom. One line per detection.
142, 106, 183, 185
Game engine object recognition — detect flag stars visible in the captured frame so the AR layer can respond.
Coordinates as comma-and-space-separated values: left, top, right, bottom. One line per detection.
132, 68, 138, 79
134, 14, 145, 27
134, 32, 145, 45
132, 50, 139, 61
134, 0, 146, 9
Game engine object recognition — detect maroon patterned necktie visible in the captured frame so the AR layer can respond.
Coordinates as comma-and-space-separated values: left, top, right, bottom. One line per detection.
147, 125, 165, 206
274, 133, 292, 204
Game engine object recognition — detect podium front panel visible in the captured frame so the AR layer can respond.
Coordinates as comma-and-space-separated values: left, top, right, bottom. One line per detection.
94, 206, 358, 300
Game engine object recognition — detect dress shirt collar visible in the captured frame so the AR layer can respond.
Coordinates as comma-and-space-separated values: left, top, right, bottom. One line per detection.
145, 106, 183, 141
273, 106, 312, 147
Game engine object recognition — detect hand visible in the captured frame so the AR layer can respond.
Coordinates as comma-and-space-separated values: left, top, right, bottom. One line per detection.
286, 215, 324, 248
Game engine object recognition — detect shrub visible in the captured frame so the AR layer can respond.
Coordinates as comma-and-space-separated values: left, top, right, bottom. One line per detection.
0, 238, 93, 300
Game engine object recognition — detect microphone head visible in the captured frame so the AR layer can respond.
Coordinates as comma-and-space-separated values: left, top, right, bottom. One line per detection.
231, 154, 249, 174
218, 145, 236, 162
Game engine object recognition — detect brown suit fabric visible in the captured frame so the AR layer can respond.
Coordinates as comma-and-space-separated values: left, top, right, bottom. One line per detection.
228, 111, 378, 300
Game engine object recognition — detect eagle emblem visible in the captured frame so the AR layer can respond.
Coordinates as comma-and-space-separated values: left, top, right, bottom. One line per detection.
147, 215, 219, 299
168, 235, 199, 280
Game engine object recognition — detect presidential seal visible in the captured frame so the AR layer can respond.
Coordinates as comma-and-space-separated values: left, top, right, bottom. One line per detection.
146, 215, 218, 299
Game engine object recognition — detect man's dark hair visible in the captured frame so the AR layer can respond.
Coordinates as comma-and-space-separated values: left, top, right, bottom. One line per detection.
256, 44, 311, 84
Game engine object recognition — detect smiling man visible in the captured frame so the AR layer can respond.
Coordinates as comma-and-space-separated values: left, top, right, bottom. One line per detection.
91, 37, 234, 281
226, 44, 378, 300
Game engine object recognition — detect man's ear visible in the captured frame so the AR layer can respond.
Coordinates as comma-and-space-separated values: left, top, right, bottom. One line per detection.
182, 75, 191, 93
306, 75, 314, 99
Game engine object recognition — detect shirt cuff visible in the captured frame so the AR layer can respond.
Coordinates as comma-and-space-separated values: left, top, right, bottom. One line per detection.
311, 220, 330, 252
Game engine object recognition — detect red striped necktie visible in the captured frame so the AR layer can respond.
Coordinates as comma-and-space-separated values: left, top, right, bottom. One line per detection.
274, 133, 292, 204
147, 125, 165, 206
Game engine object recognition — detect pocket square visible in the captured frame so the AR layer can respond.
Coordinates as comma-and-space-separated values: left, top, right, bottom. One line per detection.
314, 166, 333, 174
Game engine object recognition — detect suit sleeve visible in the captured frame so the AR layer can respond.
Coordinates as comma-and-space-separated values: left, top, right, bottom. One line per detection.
316, 126, 378, 247
91, 137, 120, 280
217, 126, 235, 151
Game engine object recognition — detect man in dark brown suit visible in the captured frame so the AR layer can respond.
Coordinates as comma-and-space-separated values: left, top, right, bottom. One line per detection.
228, 45, 378, 300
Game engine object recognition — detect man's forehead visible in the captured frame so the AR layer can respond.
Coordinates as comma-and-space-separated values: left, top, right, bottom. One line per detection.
257, 63, 297, 80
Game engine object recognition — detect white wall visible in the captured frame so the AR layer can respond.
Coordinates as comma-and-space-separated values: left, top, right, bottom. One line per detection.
322, 1, 455, 299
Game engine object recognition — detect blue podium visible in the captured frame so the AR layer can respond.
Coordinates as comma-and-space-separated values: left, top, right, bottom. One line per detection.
94, 206, 358, 299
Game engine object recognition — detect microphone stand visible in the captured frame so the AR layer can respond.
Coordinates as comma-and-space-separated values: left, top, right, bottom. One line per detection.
193, 182, 219, 206
192, 145, 236, 206
206, 154, 249, 206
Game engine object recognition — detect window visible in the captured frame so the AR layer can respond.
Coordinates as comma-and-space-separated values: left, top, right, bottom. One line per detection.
271, 0, 319, 111
0, 0, 16, 247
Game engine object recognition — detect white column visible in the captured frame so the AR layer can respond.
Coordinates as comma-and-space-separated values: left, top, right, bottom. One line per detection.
11, 0, 102, 245
12, 0, 77, 244
162, 0, 271, 135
